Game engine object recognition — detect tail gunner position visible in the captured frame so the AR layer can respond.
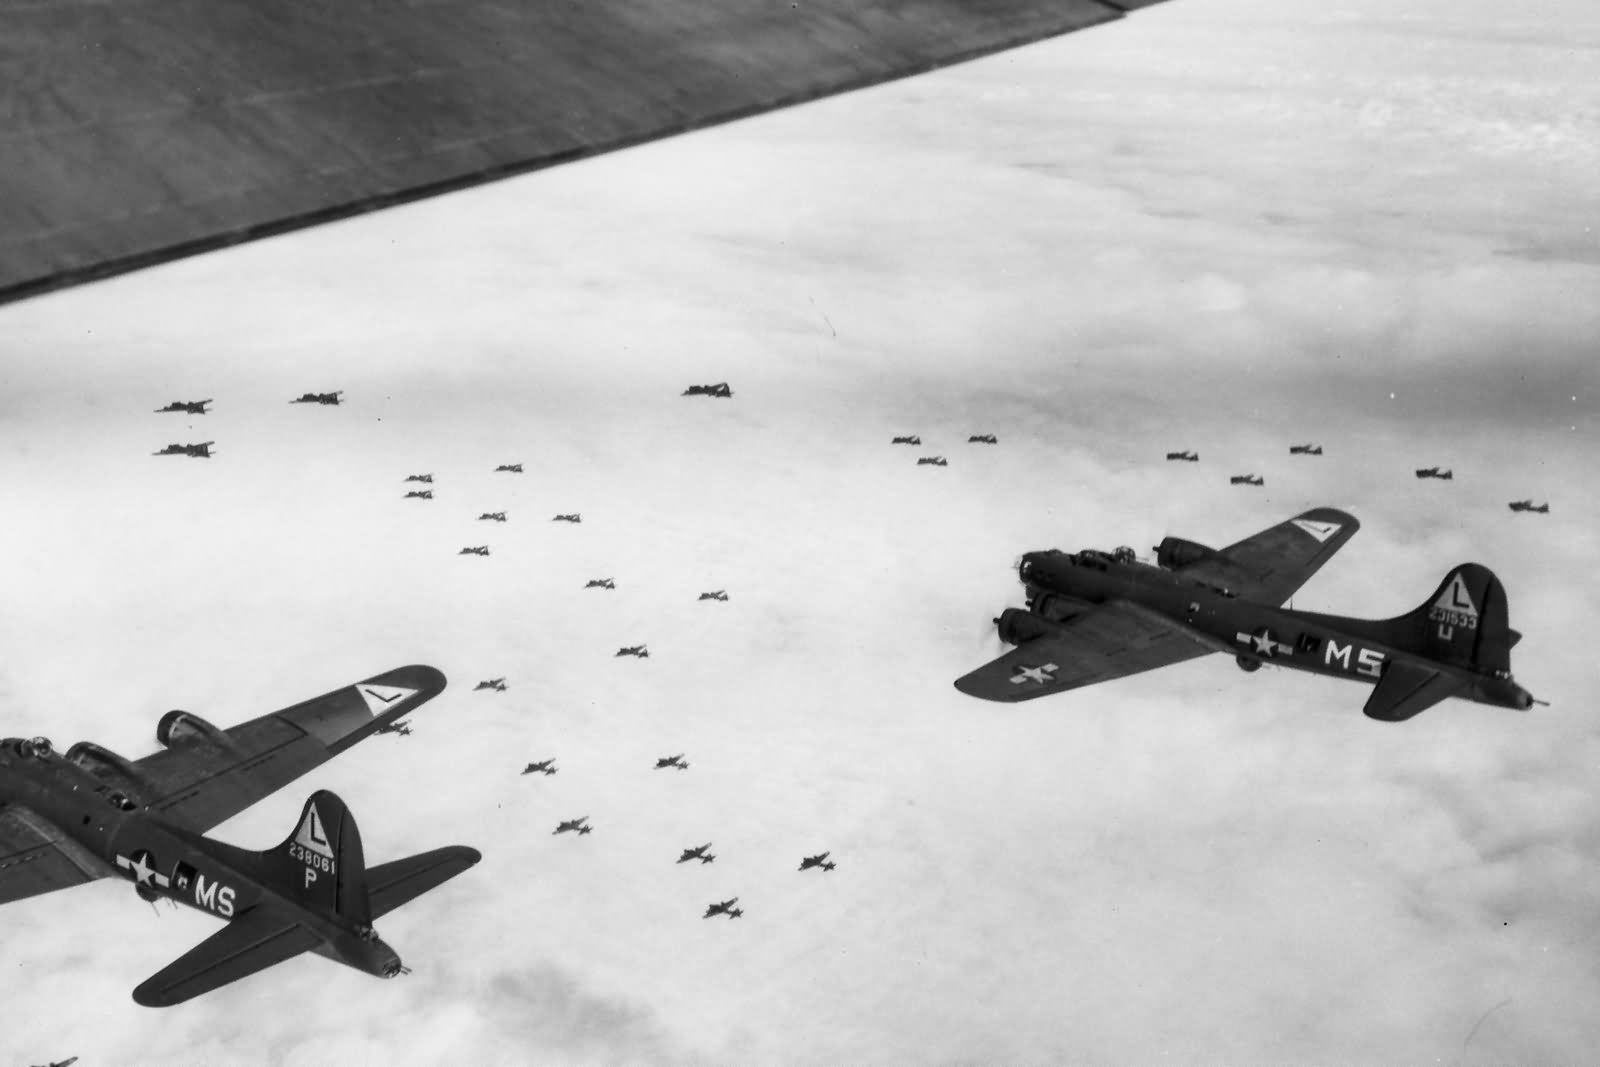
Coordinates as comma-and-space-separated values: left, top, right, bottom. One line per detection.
956, 509, 1540, 721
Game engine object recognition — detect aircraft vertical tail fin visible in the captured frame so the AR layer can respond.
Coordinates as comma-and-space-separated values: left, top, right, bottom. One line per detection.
1389, 563, 1516, 673
262, 790, 371, 925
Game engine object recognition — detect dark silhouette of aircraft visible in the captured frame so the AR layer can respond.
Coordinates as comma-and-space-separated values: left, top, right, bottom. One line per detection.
1289, 444, 1323, 455
0, 665, 478, 1006
478, 512, 507, 522
616, 645, 649, 658
654, 753, 688, 770
30, 1058, 77, 1067
155, 399, 211, 414
891, 435, 921, 445
798, 852, 835, 872
955, 508, 1542, 721
682, 383, 732, 398
154, 442, 213, 458
677, 843, 715, 864
458, 546, 490, 556
289, 391, 342, 405
703, 898, 743, 919
374, 719, 412, 737
403, 474, 433, 484
522, 760, 557, 776
474, 678, 507, 692
403, 490, 433, 500
699, 590, 728, 601
553, 817, 591, 836
585, 578, 615, 590
917, 456, 948, 467
1230, 474, 1264, 486
1508, 500, 1549, 514
968, 434, 998, 444
495, 464, 523, 473
1416, 467, 1453, 480
552, 513, 581, 523
1166, 451, 1199, 462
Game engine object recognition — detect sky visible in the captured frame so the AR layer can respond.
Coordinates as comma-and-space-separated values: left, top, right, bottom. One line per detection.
2, 0, 1598, 1064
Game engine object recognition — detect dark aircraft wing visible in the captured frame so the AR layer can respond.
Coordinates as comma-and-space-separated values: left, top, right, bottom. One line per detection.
0, 803, 114, 905
1178, 508, 1360, 605
132, 903, 322, 1007
131, 665, 447, 834
955, 600, 1228, 703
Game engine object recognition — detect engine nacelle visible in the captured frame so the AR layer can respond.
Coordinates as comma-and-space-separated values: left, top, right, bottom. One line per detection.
1028, 593, 1086, 624
997, 607, 1062, 646
65, 741, 150, 798
1155, 537, 1222, 570
156, 710, 229, 749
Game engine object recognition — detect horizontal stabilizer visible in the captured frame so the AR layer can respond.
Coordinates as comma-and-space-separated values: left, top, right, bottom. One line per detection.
133, 905, 321, 1007
367, 845, 482, 920
1363, 660, 1465, 722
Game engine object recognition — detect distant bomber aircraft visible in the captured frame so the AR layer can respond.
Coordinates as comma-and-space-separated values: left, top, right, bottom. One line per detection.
677, 843, 715, 865
955, 508, 1542, 721
917, 456, 948, 467
891, 435, 921, 445
289, 391, 342, 405
0, 665, 479, 1006
1166, 451, 1199, 462
31, 1058, 77, 1067
155, 399, 211, 415
1289, 444, 1323, 455
798, 852, 835, 872
585, 578, 615, 590
552, 513, 581, 523
495, 464, 523, 473
478, 512, 507, 522
616, 645, 649, 658
153, 442, 213, 458
403, 490, 433, 500
1416, 467, 1453, 480
474, 678, 507, 692
403, 474, 432, 484
522, 760, 557, 776
654, 753, 688, 770
682, 383, 732, 398
1508, 500, 1549, 514
374, 719, 412, 737
1230, 474, 1264, 486
699, 590, 728, 601
458, 546, 490, 556
553, 817, 591, 836
968, 434, 998, 444
703, 898, 743, 919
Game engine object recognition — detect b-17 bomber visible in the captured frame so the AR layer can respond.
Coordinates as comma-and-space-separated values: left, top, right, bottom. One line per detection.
30, 1058, 77, 1067
153, 442, 213, 458
1166, 451, 1199, 462
552, 513, 582, 523
891, 435, 922, 446
968, 434, 998, 444
917, 456, 948, 467
494, 463, 523, 473
703, 897, 743, 919
798, 852, 835, 872
616, 645, 649, 659
682, 382, 733, 398
474, 678, 507, 692
1289, 444, 1323, 455
0, 665, 479, 1005
1230, 474, 1264, 486
553, 817, 592, 836
699, 590, 729, 601
458, 546, 490, 556
955, 508, 1542, 721
677, 843, 715, 864
374, 719, 412, 737
403, 474, 433, 484
155, 399, 211, 415
404, 490, 433, 500
522, 760, 557, 776
478, 512, 507, 522
1416, 467, 1453, 480
1508, 500, 1549, 514
289, 391, 342, 405
585, 578, 616, 590
654, 753, 688, 770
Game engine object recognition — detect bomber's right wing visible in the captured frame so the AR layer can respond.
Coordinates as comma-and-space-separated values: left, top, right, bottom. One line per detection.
954, 600, 1228, 703
0, 803, 113, 905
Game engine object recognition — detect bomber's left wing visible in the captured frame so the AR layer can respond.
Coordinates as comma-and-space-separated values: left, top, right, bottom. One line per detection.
954, 601, 1228, 703
132, 902, 321, 1008
131, 665, 446, 834
1179, 507, 1360, 605
0, 803, 114, 905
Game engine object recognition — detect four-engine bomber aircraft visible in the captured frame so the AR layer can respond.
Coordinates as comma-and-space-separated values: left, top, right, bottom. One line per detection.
0, 665, 479, 1005
955, 509, 1540, 721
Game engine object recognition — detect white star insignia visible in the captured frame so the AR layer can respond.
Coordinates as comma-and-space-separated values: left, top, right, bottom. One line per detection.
1010, 662, 1060, 685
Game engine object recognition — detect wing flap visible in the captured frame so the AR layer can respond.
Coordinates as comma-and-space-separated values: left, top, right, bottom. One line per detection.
0, 804, 112, 905
367, 846, 483, 920
1363, 660, 1465, 722
132, 905, 322, 1008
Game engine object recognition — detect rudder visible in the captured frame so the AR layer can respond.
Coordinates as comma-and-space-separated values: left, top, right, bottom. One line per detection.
1390, 563, 1516, 673
265, 790, 371, 925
